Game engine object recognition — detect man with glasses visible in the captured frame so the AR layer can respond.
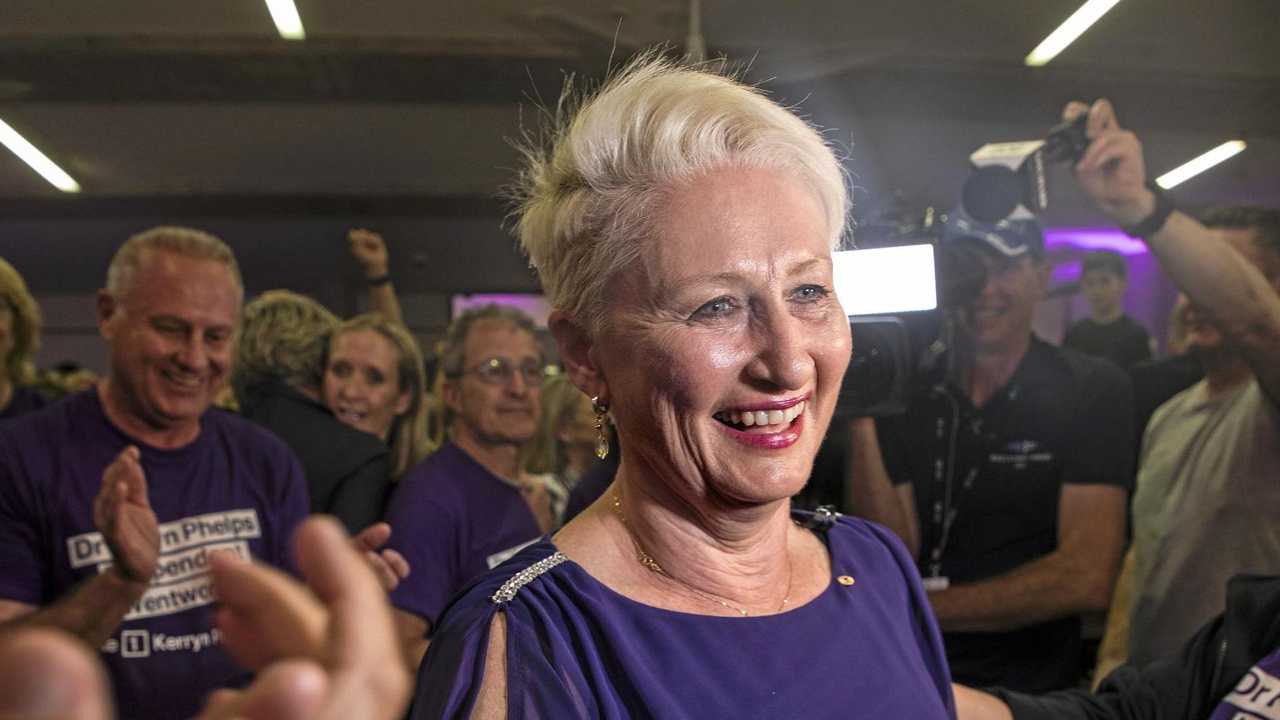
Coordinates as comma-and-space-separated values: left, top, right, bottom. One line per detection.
382, 304, 549, 672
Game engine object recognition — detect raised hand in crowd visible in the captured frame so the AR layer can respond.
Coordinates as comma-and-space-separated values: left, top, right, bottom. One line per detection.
349, 228, 390, 280
351, 521, 410, 592
0, 517, 412, 720
93, 445, 160, 585
1063, 99, 1152, 225
1067, 98, 1280, 403
195, 516, 411, 720
347, 228, 404, 325
92, 447, 410, 594
0, 626, 114, 720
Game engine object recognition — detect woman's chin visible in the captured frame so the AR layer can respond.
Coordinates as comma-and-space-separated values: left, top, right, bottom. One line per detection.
707, 470, 811, 508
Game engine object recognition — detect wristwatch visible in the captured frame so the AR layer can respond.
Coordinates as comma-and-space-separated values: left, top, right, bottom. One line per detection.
1121, 180, 1176, 238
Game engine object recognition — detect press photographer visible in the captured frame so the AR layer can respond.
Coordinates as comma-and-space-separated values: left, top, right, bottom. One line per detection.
841, 116, 1134, 693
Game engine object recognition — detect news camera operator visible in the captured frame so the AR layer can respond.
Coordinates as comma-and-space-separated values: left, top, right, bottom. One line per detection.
846, 207, 1134, 690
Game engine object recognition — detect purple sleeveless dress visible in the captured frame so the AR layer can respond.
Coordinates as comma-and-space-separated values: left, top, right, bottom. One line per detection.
413, 510, 956, 719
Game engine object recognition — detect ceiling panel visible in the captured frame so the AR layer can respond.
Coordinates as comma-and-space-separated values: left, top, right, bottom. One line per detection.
0, 0, 1275, 219
2, 103, 524, 195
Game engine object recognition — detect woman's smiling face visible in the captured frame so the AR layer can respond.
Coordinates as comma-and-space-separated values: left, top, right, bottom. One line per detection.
323, 328, 410, 441
595, 164, 851, 506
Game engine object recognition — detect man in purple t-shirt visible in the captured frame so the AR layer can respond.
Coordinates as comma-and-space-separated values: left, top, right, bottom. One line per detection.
385, 305, 550, 671
0, 227, 311, 720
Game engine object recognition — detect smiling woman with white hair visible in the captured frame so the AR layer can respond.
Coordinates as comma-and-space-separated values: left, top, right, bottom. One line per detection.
413, 53, 955, 718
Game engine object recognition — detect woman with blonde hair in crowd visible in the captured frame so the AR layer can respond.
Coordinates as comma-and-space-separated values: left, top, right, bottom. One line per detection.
414, 52, 954, 717
323, 313, 434, 481
235, 290, 393, 533
0, 258, 47, 420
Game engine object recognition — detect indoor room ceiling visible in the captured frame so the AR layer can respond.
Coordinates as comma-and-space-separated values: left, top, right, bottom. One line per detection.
0, 0, 1276, 288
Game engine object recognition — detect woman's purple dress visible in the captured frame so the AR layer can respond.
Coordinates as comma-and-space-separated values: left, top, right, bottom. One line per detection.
414, 510, 956, 719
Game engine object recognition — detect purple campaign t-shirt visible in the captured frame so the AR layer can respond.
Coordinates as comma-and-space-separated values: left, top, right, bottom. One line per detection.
0, 385, 47, 421
0, 389, 309, 720
384, 441, 542, 630
1211, 646, 1280, 719
415, 513, 957, 719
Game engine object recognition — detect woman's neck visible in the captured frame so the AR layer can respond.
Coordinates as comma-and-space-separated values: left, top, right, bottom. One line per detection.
608, 462, 796, 614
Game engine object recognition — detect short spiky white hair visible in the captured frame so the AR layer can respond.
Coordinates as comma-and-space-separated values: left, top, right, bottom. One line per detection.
512, 52, 849, 334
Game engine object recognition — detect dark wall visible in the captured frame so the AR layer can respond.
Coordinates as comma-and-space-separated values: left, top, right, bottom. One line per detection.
0, 204, 542, 372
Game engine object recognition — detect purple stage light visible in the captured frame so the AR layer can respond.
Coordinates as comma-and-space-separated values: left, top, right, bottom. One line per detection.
451, 293, 550, 325
1051, 262, 1083, 285
1044, 227, 1147, 256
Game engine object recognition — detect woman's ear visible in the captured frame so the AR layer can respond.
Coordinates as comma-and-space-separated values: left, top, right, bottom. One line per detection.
548, 310, 607, 403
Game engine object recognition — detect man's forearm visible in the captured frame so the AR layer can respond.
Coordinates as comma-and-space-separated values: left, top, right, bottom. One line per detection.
929, 549, 1112, 633
845, 419, 918, 556
367, 282, 404, 326
1, 570, 147, 647
1145, 211, 1280, 364
954, 684, 1014, 720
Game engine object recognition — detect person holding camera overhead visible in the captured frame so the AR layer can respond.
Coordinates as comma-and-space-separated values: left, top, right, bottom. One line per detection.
950, 97, 1280, 720
847, 209, 1134, 691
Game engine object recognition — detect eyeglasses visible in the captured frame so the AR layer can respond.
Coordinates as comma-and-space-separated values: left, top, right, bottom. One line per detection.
460, 357, 549, 387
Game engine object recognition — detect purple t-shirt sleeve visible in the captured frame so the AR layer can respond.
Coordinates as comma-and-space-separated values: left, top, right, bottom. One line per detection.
270, 448, 311, 577
211, 412, 312, 577
0, 431, 46, 604
385, 476, 459, 629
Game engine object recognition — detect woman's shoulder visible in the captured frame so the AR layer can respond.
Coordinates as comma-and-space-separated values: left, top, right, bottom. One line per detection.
415, 539, 579, 717
433, 539, 569, 631
793, 505, 903, 546
794, 507, 920, 587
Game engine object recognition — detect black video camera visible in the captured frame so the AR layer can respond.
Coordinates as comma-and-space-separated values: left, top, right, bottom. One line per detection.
960, 112, 1089, 224
834, 113, 1090, 418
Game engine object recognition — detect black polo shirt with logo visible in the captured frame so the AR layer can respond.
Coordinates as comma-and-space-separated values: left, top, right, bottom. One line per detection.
877, 336, 1133, 692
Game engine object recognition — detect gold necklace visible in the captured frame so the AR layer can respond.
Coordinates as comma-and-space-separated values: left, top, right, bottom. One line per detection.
611, 490, 792, 617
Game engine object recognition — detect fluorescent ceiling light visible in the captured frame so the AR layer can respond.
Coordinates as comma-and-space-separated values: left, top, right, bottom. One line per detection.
1155, 141, 1247, 189
265, 0, 306, 40
1025, 0, 1123, 67
0, 117, 80, 193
